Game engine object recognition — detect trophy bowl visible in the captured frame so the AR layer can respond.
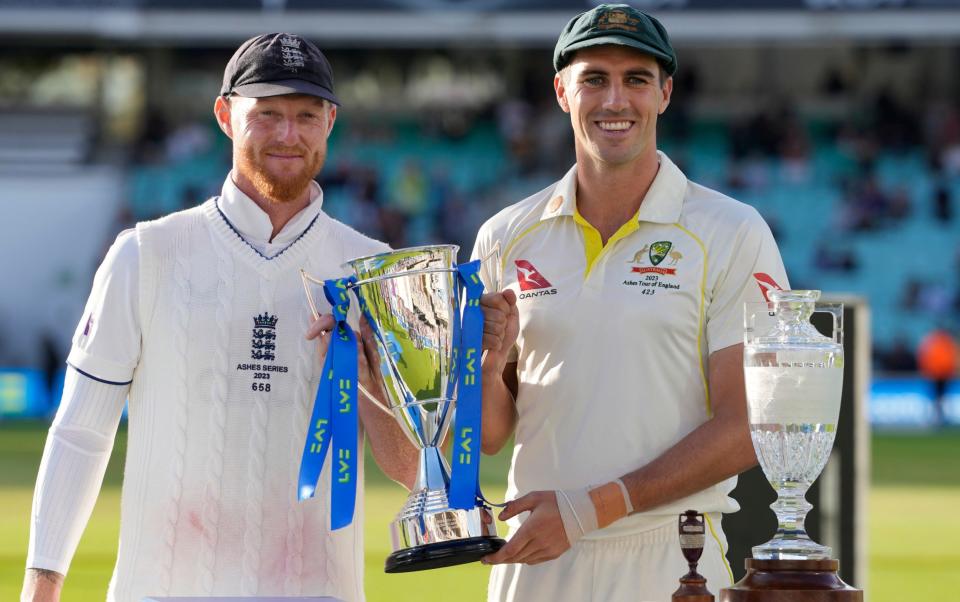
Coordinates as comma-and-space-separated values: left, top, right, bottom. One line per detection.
344, 244, 504, 572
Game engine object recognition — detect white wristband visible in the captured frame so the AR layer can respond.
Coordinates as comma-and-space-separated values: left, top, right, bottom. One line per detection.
615, 478, 635, 514
555, 487, 598, 548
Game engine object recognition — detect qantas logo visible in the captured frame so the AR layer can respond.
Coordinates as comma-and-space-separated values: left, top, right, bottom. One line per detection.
753, 273, 784, 302
515, 260, 558, 299
516, 260, 552, 290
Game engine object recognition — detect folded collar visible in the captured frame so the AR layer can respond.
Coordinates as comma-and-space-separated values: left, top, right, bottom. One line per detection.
219, 173, 324, 247
539, 151, 686, 225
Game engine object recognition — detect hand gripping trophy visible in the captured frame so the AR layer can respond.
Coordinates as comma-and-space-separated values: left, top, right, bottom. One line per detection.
299, 244, 505, 573
721, 290, 861, 601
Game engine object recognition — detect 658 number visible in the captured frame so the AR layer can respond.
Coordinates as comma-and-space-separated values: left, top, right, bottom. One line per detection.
251, 382, 271, 392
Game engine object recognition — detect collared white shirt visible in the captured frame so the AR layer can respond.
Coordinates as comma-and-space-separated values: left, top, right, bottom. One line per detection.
472, 151, 789, 537
66, 175, 326, 383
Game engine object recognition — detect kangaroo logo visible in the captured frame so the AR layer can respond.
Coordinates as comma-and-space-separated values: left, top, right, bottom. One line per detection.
629, 244, 650, 264
515, 260, 553, 291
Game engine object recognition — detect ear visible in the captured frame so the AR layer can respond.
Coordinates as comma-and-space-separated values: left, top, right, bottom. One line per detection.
213, 96, 233, 139
554, 72, 571, 114
326, 104, 337, 136
658, 76, 674, 115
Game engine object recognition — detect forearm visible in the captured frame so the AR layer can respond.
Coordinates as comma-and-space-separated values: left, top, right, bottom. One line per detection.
26, 369, 125, 577
621, 344, 755, 513
359, 391, 417, 490
620, 411, 756, 513
480, 362, 517, 455
21, 568, 63, 602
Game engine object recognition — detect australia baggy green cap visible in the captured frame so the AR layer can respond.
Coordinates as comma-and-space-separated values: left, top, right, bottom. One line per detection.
553, 4, 677, 76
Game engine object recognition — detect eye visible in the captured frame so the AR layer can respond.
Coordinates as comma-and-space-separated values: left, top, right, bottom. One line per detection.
583, 76, 605, 87
627, 76, 649, 86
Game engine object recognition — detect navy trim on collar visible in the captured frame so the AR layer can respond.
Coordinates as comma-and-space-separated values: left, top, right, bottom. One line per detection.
214, 197, 321, 261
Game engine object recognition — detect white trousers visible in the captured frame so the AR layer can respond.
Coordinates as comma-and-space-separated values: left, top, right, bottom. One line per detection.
488, 514, 734, 602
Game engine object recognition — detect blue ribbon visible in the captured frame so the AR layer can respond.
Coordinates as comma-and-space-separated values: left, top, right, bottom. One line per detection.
448, 260, 486, 510
298, 276, 359, 530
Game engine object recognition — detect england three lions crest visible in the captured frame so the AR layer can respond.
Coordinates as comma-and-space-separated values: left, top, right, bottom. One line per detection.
251, 312, 278, 361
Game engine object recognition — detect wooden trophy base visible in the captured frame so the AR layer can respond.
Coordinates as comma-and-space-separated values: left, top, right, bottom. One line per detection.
673, 574, 715, 601
720, 559, 862, 602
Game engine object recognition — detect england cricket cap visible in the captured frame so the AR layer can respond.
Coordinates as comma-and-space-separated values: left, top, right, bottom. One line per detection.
221, 33, 340, 105
553, 4, 677, 76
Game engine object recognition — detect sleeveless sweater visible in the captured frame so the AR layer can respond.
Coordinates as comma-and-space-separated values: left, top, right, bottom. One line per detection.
107, 199, 387, 602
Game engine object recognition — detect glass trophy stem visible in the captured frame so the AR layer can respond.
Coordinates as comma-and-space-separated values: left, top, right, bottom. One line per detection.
753, 482, 831, 560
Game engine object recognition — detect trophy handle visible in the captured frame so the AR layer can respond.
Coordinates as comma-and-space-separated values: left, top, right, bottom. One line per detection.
300, 269, 395, 418
300, 269, 324, 321
814, 302, 844, 346
358, 384, 395, 417
478, 239, 502, 293
743, 300, 775, 347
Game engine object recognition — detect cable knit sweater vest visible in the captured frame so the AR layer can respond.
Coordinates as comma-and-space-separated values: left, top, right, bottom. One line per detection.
107, 199, 387, 602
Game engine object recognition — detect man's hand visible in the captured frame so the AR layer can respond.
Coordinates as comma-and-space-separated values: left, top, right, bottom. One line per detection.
480, 289, 519, 374
481, 491, 570, 566
21, 568, 63, 602
305, 314, 385, 400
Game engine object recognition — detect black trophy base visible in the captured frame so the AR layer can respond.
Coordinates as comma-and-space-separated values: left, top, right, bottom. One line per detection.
384, 536, 506, 573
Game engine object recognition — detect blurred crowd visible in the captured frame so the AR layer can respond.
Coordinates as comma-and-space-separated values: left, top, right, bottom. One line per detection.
100, 66, 960, 378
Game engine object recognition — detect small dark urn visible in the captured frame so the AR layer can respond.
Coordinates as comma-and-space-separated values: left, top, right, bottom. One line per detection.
672, 510, 714, 602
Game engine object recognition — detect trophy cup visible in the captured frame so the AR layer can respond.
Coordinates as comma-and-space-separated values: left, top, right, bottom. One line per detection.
721, 290, 861, 601
302, 244, 505, 573
672, 510, 714, 602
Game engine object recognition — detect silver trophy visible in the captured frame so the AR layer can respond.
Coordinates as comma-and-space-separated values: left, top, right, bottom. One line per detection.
744, 289, 844, 560
302, 244, 504, 572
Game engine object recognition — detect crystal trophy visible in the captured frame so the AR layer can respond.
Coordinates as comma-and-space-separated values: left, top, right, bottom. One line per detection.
743, 289, 843, 560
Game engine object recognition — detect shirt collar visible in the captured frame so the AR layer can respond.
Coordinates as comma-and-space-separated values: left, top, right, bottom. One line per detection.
539, 151, 687, 224
218, 173, 325, 249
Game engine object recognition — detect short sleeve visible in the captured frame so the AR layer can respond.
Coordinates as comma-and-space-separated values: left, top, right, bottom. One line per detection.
66, 230, 141, 383
469, 225, 498, 294
706, 211, 789, 354
470, 220, 518, 362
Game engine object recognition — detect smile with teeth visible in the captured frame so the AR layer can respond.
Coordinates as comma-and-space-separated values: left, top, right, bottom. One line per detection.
596, 121, 633, 131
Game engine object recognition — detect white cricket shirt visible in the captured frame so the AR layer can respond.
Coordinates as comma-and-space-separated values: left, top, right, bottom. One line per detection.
472, 152, 789, 538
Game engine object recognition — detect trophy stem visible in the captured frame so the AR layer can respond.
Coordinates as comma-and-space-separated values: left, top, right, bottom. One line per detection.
413, 446, 450, 494
771, 482, 813, 535
753, 481, 831, 560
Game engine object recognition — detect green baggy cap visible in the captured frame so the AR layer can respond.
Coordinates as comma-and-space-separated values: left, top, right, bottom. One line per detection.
553, 4, 677, 76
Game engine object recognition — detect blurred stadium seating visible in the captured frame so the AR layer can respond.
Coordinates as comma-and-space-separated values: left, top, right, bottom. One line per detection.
1, 1, 959, 424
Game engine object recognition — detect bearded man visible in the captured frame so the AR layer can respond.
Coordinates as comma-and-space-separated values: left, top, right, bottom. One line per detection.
21, 33, 416, 602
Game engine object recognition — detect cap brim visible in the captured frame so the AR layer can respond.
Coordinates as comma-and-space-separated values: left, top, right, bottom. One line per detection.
560, 36, 675, 75
230, 79, 341, 106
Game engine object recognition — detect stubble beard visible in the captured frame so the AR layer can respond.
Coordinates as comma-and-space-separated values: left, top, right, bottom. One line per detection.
239, 142, 326, 204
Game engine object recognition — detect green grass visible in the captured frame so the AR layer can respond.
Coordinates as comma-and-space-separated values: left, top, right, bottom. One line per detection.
2, 422, 958, 601
867, 432, 960, 600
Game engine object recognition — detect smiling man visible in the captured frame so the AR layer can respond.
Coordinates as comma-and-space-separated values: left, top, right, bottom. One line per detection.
21, 33, 416, 602
473, 5, 790, 601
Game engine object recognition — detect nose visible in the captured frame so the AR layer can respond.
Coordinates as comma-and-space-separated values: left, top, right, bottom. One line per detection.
276, 116, 300, 145
601, 81, 629, 112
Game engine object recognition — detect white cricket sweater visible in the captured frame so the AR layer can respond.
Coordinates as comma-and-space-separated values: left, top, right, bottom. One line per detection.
28, 180, 388, 602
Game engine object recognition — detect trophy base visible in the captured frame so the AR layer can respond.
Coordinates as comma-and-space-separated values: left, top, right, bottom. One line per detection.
720, 559, 862, 602
384, 535, 505, 573
672, 575, 714, 601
